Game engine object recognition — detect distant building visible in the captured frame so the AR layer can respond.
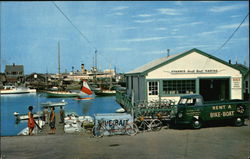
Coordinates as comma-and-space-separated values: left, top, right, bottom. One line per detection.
25, 73, 46, 83
5, 63, 24, 83
0, 73, 7, 87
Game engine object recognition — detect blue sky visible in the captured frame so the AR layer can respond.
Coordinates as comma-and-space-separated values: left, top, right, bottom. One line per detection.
1, 1, 249, 74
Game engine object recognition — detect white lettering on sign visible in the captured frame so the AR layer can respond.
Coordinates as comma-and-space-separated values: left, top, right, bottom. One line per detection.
210, 111, 235, 118
232, 77, 241, 88
166, 69, 219, 74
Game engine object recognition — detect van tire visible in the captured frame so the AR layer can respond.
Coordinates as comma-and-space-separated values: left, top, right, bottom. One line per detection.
192, 120, 202, 129
234, 117, 244, 127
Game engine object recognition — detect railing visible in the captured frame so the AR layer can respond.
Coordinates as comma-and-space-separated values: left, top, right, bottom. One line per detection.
116, 90, 177, 119
116, 90, 133, 113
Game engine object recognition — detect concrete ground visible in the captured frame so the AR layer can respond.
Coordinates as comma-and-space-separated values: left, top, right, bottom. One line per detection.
1, 120, 250, 159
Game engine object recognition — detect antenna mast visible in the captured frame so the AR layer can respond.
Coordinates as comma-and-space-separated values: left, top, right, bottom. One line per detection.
58, 41, 61, 75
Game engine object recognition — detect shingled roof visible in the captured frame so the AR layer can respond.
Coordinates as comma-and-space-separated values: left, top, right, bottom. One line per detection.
5, 64, 24, 74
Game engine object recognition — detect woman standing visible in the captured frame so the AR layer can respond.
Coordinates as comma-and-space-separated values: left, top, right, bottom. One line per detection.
28, 106, 35, 135
49, 107, 56, 134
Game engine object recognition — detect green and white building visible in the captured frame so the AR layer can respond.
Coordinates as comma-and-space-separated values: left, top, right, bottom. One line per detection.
119, 48, 249, 104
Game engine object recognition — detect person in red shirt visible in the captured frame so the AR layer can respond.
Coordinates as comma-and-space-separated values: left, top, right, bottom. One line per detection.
28, 106, 35, 135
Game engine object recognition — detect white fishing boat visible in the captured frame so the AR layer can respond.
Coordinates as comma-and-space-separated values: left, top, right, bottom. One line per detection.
14, 111, 43, 120
46, 91, 80, 98
64, 111, 93, 133
115, 108, 126, 113
46, 80, 94, 98
0, 85, 36, 94
64, 122, 84, 133
40, 100, 67, 108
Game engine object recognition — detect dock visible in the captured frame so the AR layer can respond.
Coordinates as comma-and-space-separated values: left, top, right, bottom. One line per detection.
38, 113, 65, 135
37, 113, 92, 136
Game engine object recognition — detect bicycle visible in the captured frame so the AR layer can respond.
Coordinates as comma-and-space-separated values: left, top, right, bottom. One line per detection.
135, 116, 162, 132
92, 119, 138, 137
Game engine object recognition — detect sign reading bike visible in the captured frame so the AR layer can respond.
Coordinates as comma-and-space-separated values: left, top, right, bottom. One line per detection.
98, 119, 129, 127
92, 113, 138, 137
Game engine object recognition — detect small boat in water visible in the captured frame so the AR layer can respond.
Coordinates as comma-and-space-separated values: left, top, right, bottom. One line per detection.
46, 91, 80, 98
40, 100, 67, 108
0, 85, 36, 94
14, 111, 43, 120
46, 80, 94, 98
94, 90, 116, 96
116, 108, 126, 113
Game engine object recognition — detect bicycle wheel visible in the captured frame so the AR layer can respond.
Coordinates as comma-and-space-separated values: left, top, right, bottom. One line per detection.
150, 119, 162, 131
92, 126, 105, 137
138, 121, 147, 131
125, 123, 138, 136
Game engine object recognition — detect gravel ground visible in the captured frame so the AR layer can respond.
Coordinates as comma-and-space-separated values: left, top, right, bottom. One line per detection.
1, 120, 250, 159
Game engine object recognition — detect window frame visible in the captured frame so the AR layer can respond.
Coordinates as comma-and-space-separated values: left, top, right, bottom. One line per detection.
148, 81, 159, 96
162, 79, 196, 95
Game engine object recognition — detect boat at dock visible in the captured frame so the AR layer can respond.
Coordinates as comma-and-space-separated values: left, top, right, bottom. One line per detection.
0, 85, 36, 94
115, 108, 125, 113
46, 80, 94, 98
94, 89, 116, 96
46, 91, 80, 98
17, 119, 45, 136
14, 112, 43, 120
40, 101, 67, 108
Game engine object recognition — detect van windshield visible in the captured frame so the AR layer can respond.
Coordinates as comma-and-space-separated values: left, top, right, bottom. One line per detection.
178, 98, 187, 105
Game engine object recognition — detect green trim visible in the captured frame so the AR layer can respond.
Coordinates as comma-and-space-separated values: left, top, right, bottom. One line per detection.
126, 48, 248, 76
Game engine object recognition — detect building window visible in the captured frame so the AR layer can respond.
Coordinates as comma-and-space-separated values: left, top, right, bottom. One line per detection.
163, 80, 196, 94
148, 81, 158, 95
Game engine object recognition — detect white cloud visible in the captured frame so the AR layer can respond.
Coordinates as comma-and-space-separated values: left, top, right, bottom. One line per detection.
156, 27, 167, 31
197, 30, 221, 36
137, 14, 153, 17
171, 35, 187, 39
114, 12, 124, 16
112, 6, 129, 10
190, 21, 204, 25
231, 15, 242, 18
217, 23, 248, 29
103, 25, 137, 31
175, 21, 204, 27
157, 8, 181, 15
209, 4, 246, 13
123, 36, 169, 42
134, 19, 155, 23
174, 1, 183, 6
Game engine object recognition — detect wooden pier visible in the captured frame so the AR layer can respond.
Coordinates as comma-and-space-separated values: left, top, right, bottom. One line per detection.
38, 113, 64, 135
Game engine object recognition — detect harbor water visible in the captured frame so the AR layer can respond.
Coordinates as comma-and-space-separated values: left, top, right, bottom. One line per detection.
0, 93, 122, 136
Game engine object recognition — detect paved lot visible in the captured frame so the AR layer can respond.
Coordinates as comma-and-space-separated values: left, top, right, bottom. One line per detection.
1, 120, 250, 159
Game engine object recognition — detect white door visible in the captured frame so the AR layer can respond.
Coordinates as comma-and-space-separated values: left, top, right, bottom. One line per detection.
147, 81, 159, 101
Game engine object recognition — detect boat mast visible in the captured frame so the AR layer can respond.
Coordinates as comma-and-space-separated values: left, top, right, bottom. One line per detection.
58, 41, 61, 75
